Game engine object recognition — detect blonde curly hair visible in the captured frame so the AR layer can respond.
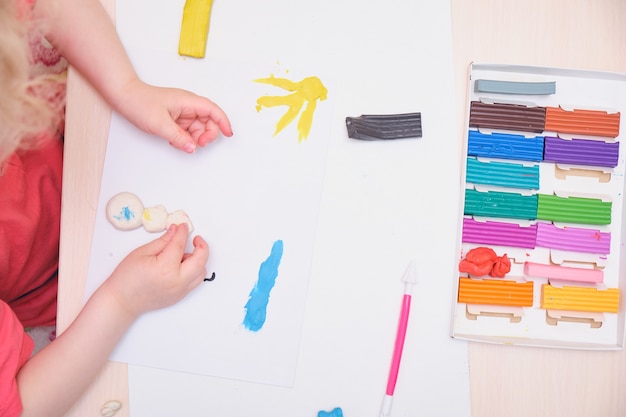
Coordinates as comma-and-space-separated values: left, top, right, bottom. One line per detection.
0, 0, 65, 161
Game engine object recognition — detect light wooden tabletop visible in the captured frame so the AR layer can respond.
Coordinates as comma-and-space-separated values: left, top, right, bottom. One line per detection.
58, 1, 626, 416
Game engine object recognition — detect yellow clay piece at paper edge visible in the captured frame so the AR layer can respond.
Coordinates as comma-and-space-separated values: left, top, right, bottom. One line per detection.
178, 0, 214, 58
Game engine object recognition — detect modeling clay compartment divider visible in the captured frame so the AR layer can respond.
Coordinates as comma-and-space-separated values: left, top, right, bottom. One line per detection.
451, 63, 626, 350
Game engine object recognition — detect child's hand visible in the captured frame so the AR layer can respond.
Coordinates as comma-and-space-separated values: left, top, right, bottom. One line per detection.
102, 223, 209, 319
115, 79, 233, 154
16, 223, 208, 417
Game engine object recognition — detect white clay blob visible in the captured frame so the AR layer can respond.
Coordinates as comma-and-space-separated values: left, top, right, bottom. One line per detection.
142, 205, 168, 233
165, 209, 194, 233
106, 192, 145, 230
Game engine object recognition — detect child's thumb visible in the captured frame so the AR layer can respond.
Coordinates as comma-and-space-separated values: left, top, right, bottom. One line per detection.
140, 223, 183, 256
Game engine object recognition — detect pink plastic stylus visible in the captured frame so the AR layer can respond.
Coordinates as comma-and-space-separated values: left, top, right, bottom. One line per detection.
379, 260, 417, 417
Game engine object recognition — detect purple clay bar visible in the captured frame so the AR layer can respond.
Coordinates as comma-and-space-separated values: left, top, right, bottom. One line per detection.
543, 136, 619, 168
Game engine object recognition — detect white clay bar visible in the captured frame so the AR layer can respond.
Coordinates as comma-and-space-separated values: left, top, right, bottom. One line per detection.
142, 205, 168, 233
165, 209, 194, 233
106, 192, 145, 231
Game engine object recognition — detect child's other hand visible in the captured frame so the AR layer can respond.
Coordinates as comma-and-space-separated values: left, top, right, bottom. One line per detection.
103, 223, 209, 319
116, 80, 233, 154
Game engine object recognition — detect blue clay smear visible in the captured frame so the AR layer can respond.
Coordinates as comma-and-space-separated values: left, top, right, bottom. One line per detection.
318, 408, 343, 417
243, 240, 283, 331
114, 206, 136, 223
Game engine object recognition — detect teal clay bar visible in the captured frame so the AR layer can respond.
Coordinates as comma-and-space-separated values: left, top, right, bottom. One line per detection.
464, 189, 538, 220
465, 157, 540, 190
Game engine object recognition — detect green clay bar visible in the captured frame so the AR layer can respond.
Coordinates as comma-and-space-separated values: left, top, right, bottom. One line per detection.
537, 194, 612, 225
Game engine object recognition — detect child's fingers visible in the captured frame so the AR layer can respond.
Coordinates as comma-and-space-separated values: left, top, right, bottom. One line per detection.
187, 97, 233, 138
179, 235, 209, 285
157, 223, 189, 263
212, 110, 233, 137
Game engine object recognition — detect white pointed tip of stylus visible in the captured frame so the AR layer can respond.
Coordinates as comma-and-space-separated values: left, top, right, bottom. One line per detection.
401, 259, 418, 285
379, 394, 394, 417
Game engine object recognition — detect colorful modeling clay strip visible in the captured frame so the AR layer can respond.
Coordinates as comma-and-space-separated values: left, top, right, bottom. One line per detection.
475, 79, 556, 95
535, 222, 611, 254
466, 157, 540, 189
467, 130, 544, 161
543, 136, 619, 168
544, 107, 621, 138
536, 194, 612, 225
541, 284, 619, 313
346, 113, 422, 140
524, 262, 604, 283
464, 189, 538, 220
469, 101, 547, 133
457, 277, 534, 307
462, 218, 537, 248
178, 0, 214, 58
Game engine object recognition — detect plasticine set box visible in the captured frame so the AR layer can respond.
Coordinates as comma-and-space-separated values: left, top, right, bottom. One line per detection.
451, 63, 626, 350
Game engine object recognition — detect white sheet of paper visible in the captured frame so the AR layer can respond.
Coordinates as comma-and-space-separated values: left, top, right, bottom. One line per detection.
84, 0, 472, 415
85, 53, 334, 386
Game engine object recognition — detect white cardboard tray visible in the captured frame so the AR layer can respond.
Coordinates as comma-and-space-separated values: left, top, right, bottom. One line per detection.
451, 63, 626, 350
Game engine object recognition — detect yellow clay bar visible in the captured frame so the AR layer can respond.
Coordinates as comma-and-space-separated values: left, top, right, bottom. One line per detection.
178, 0, 213, 58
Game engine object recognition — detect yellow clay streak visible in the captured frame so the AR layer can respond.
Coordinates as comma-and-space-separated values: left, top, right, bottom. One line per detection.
255, 75, 328, 141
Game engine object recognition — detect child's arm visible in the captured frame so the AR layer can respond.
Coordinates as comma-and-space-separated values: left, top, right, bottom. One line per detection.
32, 0, 233, 153
16, 224, 208, 417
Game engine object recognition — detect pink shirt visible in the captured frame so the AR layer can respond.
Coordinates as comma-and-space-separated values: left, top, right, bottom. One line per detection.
0, 137, 63, 328
0, 300, 34, 417
0, 2, 65, 412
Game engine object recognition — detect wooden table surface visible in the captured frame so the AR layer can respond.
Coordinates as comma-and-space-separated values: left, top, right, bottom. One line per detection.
58, 1, 626, 415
